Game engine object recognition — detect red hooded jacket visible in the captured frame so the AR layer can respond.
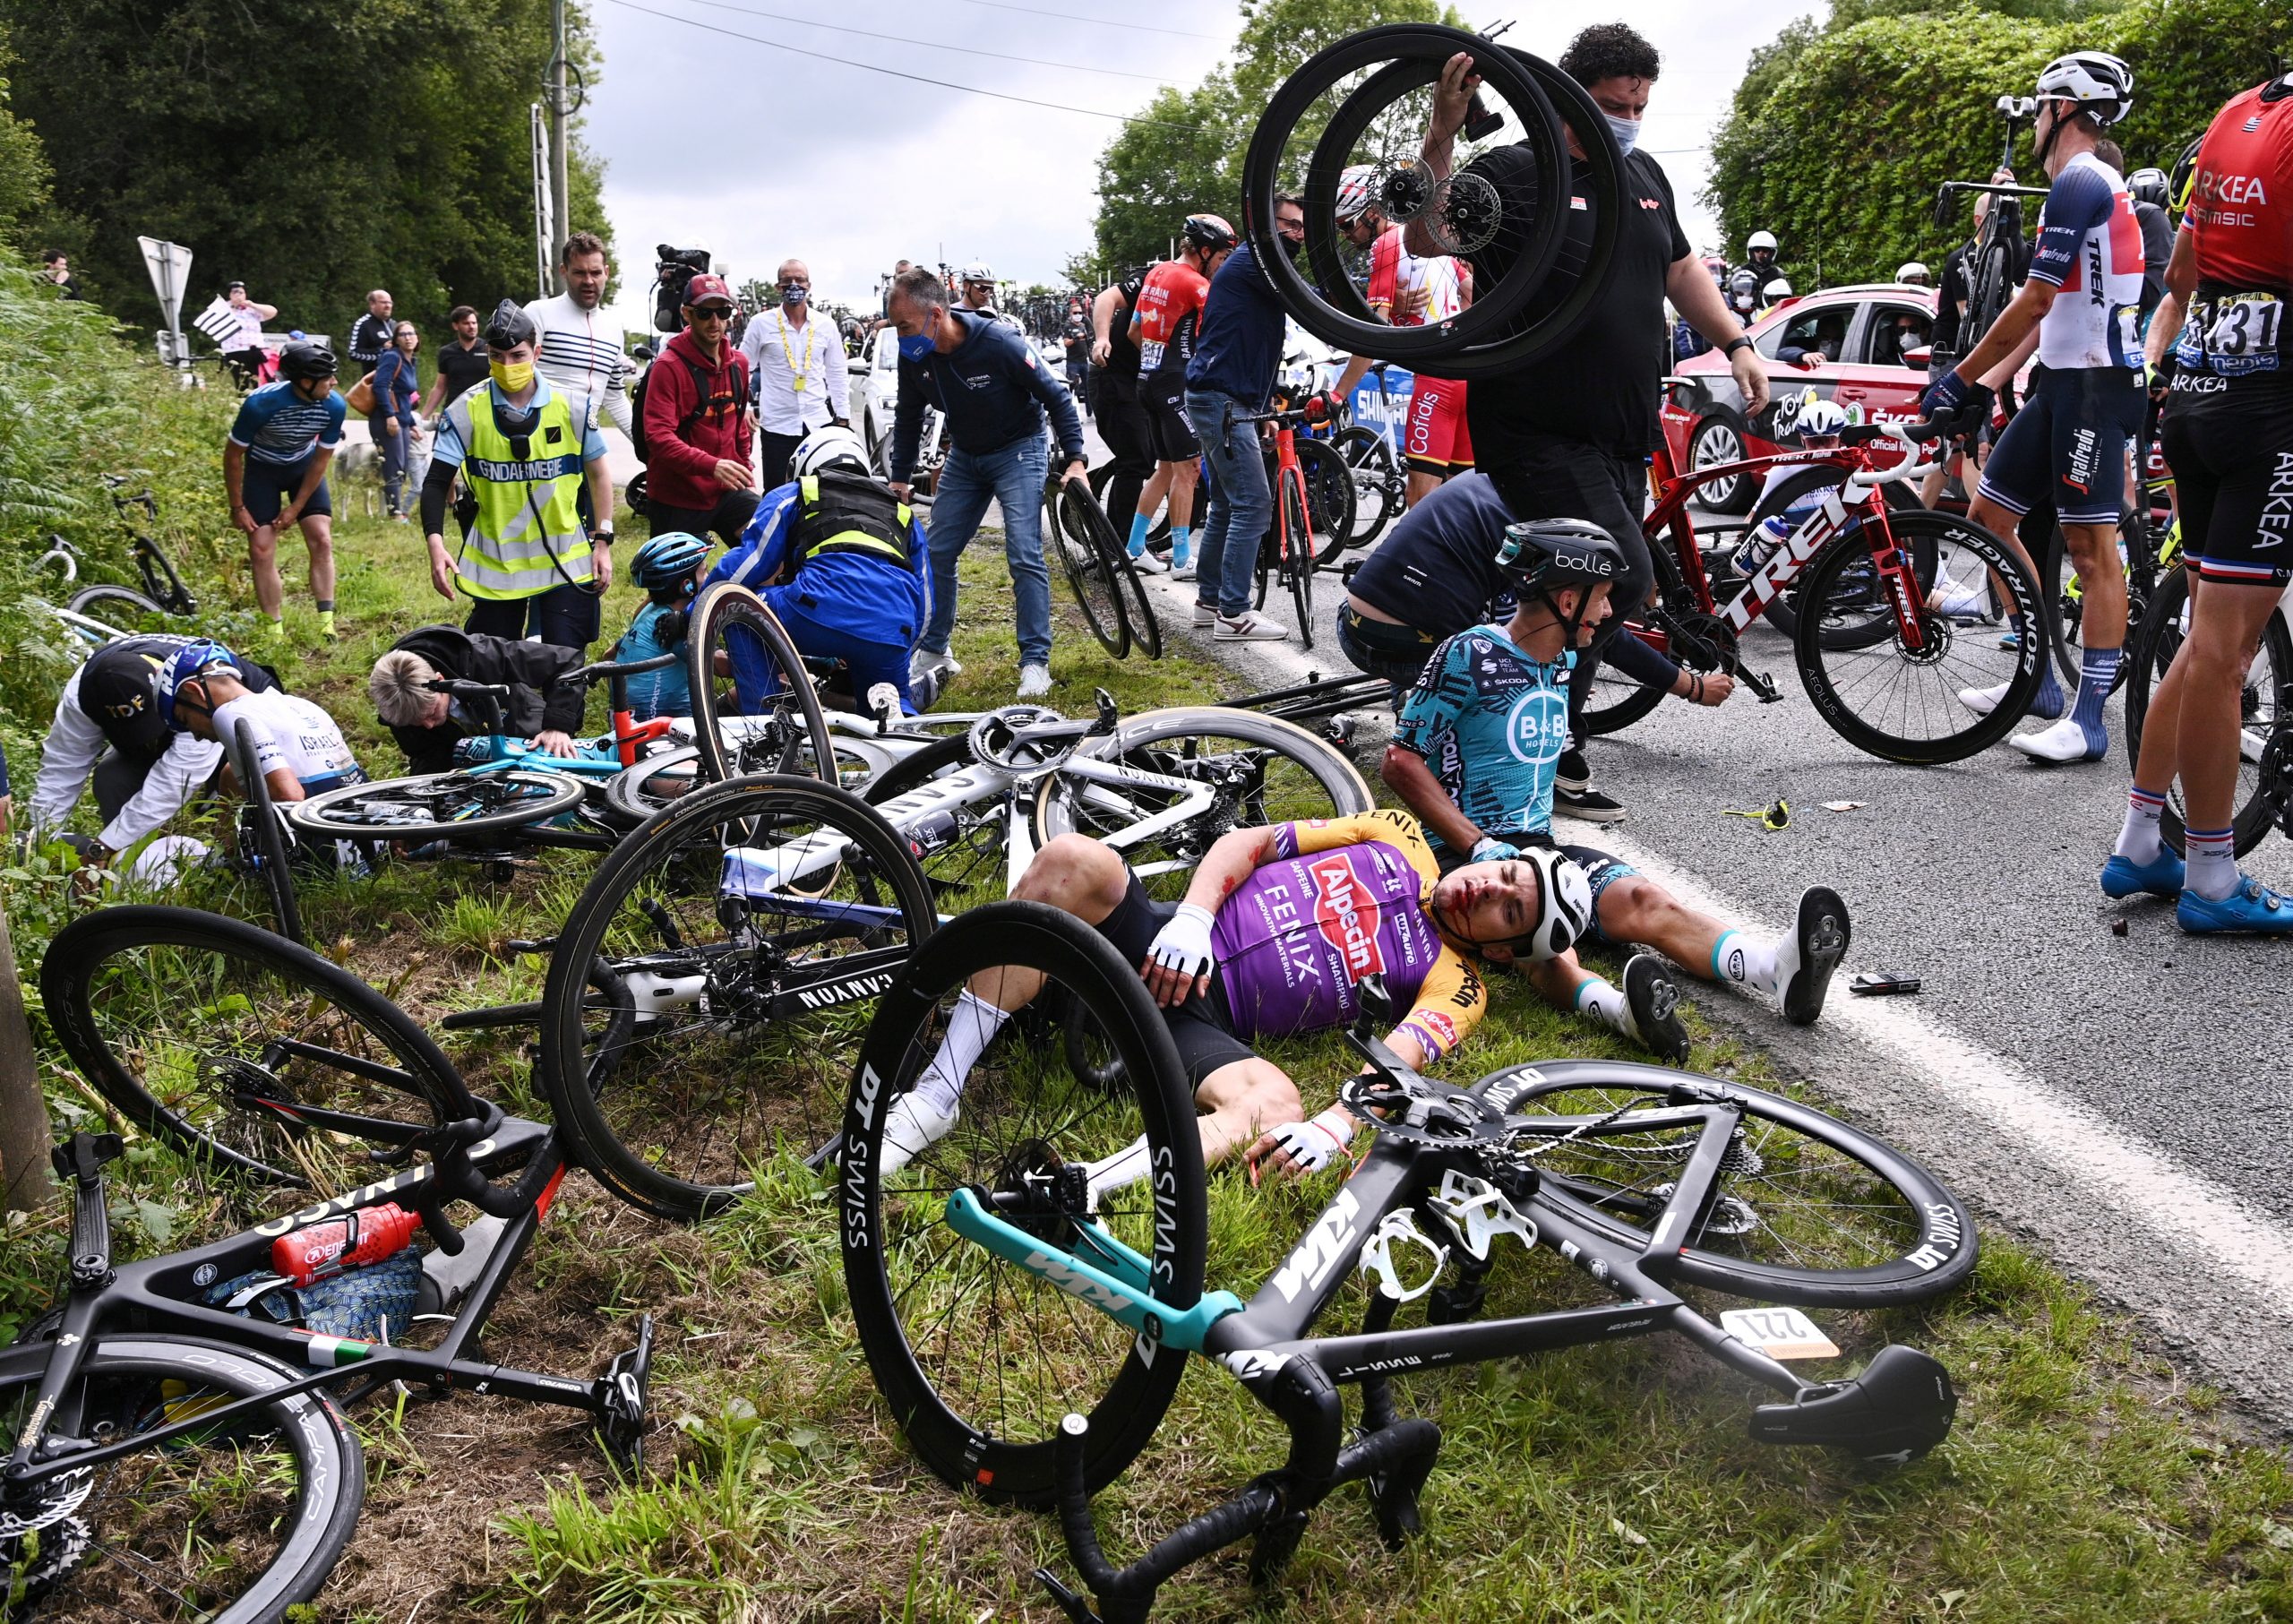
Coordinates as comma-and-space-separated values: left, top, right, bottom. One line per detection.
642, 326, 753, 511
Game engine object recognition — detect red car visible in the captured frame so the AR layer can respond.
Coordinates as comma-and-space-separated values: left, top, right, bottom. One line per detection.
1663, 283, 1937, 512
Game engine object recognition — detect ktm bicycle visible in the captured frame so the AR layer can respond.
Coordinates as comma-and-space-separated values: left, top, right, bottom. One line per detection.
838, 904, 1977, 1624
1585, 420, 2047, 764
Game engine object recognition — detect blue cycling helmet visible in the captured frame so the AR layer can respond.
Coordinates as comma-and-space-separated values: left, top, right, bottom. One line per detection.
158, 639, 237, 728
630, 530, 711, 592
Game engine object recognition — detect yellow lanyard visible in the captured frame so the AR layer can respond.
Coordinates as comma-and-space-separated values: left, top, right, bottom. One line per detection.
777, 310, 815, 392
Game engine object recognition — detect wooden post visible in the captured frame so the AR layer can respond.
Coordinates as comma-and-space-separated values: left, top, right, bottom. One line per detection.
0, 906, 55, 1213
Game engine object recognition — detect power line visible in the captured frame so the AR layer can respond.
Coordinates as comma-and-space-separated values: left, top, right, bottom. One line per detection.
668, 0, 1179, 82
597, 0, 1197, 128
949, 0, 1223, 40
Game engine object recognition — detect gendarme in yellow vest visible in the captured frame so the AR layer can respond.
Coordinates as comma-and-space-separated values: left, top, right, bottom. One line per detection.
446, 380, 593, 600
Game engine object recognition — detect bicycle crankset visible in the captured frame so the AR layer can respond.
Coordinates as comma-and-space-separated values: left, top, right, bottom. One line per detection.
1669, 611, 1781, 703
1336, 1071, 1514, 1156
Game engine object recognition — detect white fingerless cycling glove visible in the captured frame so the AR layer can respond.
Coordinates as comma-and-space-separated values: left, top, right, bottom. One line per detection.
1147, 902, 1217, 982
1471, 836, 1522, 864
1264, 1106, 1361, 1174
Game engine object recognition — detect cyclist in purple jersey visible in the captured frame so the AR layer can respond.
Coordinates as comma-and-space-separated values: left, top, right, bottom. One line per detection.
873, 808, 1596, 1195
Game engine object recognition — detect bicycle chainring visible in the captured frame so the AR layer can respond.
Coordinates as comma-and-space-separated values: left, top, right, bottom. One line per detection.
968, 706, 1078, 778
1668, 612, 1739, 674
1337, 1072, 1514, 1157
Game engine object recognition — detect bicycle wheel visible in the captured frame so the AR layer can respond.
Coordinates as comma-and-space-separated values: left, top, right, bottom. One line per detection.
1333, 424, 1403, 553
686, 581, 835, 784
1746, 468, 1928, 643
0, 1335, 363, 1623
64, 584, 176, 632
2122, 569, 2291, 858
287, 769, 585, 840
228, 717, 303, 945
1490, 1061, 1977, 1307
1283, 477, 1318, 648
599, 743, 706, 829
2038, 511, 2147, 696
1032, 707, 1373, 899
840, 902, 1204, 1508
1794, 511, 2045, 764
40, 907, 475, 1190
1293, 436, 1356, 567
539, 774, 935, 1219
1108, 528, 1163, 661
1048, 478, 1130, 658
1580, 624, 1672, 737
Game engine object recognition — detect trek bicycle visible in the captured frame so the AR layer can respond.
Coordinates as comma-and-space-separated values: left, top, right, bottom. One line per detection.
20, 908, 655, 1620
1583, 420, 2047, 764
537, 700, 1372, 1219
838, 905, 1975, 1623
1929, 98, 2049, 369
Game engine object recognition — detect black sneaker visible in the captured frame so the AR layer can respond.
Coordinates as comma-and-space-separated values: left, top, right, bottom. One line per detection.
1556, 748, 1592, 795
1554, 784, 1626, 823
1621, 952, 1689, 1064
1782, 885, 1851, 1026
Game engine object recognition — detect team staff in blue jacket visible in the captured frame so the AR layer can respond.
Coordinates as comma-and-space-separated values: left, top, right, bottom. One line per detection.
1183, 195, 1313, 643
886, 265, 1086, 700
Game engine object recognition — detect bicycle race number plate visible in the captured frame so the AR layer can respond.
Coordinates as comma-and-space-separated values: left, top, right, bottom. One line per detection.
1720, 1306, 1841, 1361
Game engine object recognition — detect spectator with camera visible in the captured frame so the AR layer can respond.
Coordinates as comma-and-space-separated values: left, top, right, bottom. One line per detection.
642, 272, 757, 548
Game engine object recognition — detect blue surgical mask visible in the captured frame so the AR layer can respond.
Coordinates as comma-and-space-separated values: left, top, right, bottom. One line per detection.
897, 331, 935, 361
1605, 112, 1641, 156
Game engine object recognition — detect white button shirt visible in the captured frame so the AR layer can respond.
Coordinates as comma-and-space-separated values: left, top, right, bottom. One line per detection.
740, 305, 850, 434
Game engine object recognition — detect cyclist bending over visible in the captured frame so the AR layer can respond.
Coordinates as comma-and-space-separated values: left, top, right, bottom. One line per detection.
157, 640, 365, 802
1381, 520, 1852, 1045
877, 807, 1590, 1190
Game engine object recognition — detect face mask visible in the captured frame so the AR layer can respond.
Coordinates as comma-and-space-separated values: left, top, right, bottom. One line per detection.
1604, 112, 1641, 156
490, 359, 535, 391
782, 286, 807, 307
1278, 233, 1303, 262
897, 331, 935, 361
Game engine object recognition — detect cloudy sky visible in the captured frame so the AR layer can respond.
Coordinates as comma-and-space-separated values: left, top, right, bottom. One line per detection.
582, 0, 1814, 331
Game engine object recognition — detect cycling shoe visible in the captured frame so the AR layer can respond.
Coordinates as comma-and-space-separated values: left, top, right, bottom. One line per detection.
1748, 1345, 1956, 1462
2100, 849, 2184, 900
1781, 886, 1851, 1027
2177, 875, 2293, 936
1621, 952, 1689, 1064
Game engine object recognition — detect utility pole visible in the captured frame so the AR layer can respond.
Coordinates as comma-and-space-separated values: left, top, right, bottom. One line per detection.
548, 0, 571, 291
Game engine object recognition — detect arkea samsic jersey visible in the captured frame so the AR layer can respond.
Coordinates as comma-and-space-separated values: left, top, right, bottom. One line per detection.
1210, 809, 1486, 1061
2185, 79, 2293, 293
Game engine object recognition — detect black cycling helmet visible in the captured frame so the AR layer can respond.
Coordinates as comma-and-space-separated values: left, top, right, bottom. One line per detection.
279, 341, 337, 382
485, 297, 538, 350
2127, 166, 2170, 208
1497, 519, 1623, 646
2168, 134, 2203, 221
1181, 213, 1237, 254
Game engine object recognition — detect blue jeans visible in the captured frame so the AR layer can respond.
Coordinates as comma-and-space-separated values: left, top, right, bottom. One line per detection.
1185, 389, 1269, 619
921, 434, 1052, 666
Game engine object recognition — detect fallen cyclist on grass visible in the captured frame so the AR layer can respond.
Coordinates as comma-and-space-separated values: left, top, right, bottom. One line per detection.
1379, 519, 1852, 1055
878, 804, 1597, 1192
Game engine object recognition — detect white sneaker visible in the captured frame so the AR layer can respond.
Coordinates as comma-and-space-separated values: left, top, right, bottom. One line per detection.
1956, 680, 2010, 717
2008, 716, 2106, 764
1191, 602, 1218, 629
1129, 546, 1169, 575
912, 646, 960, 683
879, 1093, 958, 1179
1017, 663, 1053, 699
1215, 610, 1289, 642
1169, 543, 1192, 576
1172, 555, 1199, 581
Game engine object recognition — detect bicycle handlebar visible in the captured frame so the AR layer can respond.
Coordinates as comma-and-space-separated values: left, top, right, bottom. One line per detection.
560, 651, 680, 687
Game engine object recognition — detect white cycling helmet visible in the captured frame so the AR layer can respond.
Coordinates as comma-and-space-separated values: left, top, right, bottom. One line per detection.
2035, 50, 2133, 123
793, 425, 871, 479
960, 261, 993, 284
1797, 398, 1851, 439
1895, 261, 1932, 285
1762, 276, 1794, 301
1335, 164, 1378, 220
1747, 229, 1779, 253
1513, 847, 1593, 963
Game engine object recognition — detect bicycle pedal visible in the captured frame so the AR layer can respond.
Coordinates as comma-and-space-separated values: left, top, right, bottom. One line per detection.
1744, 669, 1783, 703
595, 1312, 656, 1474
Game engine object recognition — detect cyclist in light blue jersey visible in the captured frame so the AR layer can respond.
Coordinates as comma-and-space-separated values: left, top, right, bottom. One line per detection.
223, 341, 346, 640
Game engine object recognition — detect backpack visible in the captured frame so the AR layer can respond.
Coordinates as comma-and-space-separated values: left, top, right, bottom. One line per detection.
629, 349, 748, 466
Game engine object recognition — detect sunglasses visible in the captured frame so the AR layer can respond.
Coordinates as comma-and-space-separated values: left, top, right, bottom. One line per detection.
691, 306, 733, 321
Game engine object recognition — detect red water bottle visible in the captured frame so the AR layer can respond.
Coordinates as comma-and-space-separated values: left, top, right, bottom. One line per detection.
271, 1203, 420, 1287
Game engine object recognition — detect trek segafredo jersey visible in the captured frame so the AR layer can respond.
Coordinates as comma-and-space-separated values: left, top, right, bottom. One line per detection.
2027, 150, 2146, 371
1209, 809, 1486, 1061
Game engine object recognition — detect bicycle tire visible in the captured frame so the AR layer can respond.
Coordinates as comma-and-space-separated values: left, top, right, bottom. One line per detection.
1112, 536, 1163, 660
1745, 468, 1928, 644
287, 769, 587, 840
2122, 569, 2290, 858
1962, 229, 2014, 355
64, 584, 173, 625
41, 907, 475, 1187
840, 902, 1204, 1508
1580, 628, 1672, 737
1292, 436, 1355, 569
2038, 512, 2144, 696
0, 1335, 363, 1623
1048, 478, 1131, 659
1333, 424, 1402, 553
1490, 1060, 1978, 1307
1794, 511, 2045, 764
1032, 707, 1373, 898
599, 743, 705, 828
539, 773, 935, 1219
1283, 477, 1317, 647
686, 580, 835, 784
228, 716, 303, 945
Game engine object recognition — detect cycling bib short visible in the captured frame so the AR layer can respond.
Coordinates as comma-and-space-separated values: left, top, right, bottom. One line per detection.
1404, 377, 1473, 473
1977, 365, 2144, 526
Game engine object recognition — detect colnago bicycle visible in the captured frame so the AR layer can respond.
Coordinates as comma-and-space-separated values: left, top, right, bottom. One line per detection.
21, 907, 656, 1620
535, 700, 1373, 1219
1584, 420, 2048, 763
838, 905, 1977, 1624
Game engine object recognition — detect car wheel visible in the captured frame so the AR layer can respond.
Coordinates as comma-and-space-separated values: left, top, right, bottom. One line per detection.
1690, 415, 1755, 515
865, 408, 893, 478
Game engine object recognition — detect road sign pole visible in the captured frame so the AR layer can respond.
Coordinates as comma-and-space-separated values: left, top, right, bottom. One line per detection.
548, 0, 571, 290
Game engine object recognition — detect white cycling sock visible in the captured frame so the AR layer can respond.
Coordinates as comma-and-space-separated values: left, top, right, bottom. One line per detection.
911, 991, 1011, 1117
1573, 976, 1635, 1042
1713, 930, 1785, 1001
1082, 1135, 1153, 1207
2186, 827, 2240, 902
2115, 786, 2166, 864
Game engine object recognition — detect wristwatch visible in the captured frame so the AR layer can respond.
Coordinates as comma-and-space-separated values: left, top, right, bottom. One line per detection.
1722, 337, 1755, 358
592, 528, 614, 546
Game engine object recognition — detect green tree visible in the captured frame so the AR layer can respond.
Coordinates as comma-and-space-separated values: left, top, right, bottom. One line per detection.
0, 0, 612, 334
1708, 0, 2292, 285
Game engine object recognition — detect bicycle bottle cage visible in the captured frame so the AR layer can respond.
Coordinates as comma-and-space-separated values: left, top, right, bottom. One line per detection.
1424, 1169, 1538, 1262
1356, 1208, 1448, 1303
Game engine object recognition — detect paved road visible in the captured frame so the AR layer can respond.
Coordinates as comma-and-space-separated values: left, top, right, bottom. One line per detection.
1115, 534, 2293, 1429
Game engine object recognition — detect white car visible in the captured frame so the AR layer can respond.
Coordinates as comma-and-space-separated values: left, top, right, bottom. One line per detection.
856, 326, 947, 491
